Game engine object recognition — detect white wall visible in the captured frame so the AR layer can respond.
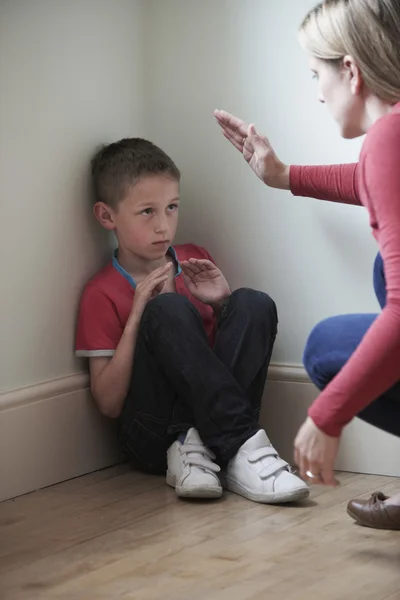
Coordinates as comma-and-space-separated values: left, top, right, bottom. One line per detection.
144, 0, 379, 366
0, 0, 145, 393
1, 2, 395, 497
0, 0, 145, 500
143, 0, 400, 479
0, 0, 380, 400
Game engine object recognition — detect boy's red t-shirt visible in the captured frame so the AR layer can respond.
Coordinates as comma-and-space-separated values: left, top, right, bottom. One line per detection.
75, 244, 217, 357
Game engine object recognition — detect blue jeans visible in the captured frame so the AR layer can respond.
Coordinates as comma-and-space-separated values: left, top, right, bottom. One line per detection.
303, 253, 400, 436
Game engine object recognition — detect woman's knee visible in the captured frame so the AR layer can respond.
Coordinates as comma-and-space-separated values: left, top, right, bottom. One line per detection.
303, 315, 357, 389
303, 317, 339, 389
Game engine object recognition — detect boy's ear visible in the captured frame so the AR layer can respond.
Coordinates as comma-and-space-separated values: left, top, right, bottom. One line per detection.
93, 202, 116, 231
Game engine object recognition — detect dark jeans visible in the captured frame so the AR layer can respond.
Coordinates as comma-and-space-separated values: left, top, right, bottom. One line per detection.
303, 253, 400, 436
118, 288, 278, 474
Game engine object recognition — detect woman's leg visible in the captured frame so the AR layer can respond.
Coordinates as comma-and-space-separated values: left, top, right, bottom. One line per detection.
343, 254, 400, 527
303, 313, 400, 436
304, 253, 400, 528
303, 253, 400, 437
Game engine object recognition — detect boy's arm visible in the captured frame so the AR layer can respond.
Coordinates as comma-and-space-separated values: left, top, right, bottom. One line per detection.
89, 317, 140, 418
78, 264, 172, 418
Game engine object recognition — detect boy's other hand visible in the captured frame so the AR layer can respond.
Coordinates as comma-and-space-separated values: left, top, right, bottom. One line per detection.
181, 259, 231, 309
129, 263, 172, 325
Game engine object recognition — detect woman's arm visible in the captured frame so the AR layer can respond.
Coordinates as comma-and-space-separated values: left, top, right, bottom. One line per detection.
214, 109, 361, 205
290, 163, 361, 206
308, 116, 400, 436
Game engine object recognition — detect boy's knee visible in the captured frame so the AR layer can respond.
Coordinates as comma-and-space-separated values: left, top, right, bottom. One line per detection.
144, 293, 192, 319
231, 288, 278, 326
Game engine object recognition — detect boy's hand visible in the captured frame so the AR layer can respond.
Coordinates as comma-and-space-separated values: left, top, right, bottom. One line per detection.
181, 259, 231, 310
129, 263, 172, 325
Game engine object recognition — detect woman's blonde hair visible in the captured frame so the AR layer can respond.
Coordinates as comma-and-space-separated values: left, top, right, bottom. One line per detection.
299, 0, 400, 103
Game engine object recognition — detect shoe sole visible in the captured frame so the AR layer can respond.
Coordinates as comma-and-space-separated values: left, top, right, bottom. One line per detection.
166, 472, 223, 499
225, 477, 310, 504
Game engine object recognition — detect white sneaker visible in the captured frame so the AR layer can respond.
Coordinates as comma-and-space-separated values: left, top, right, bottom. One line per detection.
225, 429, 309, 504
166, 428, 223, 499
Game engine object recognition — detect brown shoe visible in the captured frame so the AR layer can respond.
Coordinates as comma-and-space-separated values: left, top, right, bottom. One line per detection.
347, 492, 400, 530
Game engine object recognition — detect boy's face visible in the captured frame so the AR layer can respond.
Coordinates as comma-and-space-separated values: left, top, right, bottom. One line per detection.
95, 175, 180, 260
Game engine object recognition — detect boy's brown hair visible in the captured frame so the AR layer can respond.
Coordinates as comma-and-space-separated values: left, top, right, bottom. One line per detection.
91, 138, 181, 208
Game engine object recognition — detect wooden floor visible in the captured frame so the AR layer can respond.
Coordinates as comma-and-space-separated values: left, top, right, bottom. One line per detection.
1, 467, 400, 600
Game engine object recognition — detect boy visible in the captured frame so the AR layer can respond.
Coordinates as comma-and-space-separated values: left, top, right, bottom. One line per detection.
76, 138, 309, 504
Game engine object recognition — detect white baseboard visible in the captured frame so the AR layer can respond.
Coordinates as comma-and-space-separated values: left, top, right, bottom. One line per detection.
261, 364, 400, 478
0, 373, 122, 502
1, 364, 399, 502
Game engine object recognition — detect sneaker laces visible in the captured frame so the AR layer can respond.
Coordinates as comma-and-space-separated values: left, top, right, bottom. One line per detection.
181, 443, 221, 473
248, 445, 290, 479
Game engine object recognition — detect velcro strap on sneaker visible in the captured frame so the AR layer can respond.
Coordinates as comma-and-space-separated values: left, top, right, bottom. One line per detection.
248, 446, 279, 463
183, 457, 221, 473
181, 444, 216, 460
259, 458, 289, 479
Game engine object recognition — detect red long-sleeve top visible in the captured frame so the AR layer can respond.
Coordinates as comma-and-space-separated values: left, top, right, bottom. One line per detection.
290, 102, 400, 437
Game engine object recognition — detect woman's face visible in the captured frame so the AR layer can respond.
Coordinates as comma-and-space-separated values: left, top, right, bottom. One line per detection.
309, 55, 365, 139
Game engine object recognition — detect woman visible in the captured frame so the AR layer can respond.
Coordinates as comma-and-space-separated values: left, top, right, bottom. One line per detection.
214, 0, 400, 530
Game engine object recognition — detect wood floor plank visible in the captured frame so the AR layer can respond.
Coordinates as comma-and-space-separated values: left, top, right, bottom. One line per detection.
1, 468, 399, 600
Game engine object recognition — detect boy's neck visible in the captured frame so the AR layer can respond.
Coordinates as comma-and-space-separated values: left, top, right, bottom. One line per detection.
117, 246, 171, 280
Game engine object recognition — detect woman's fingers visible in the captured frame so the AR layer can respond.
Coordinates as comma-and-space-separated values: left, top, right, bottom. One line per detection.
298, 454, 309, 482
221, 123, 247, 145
307, 460, 322, 483
214, 110, 248, 137
320, 465, 339, 487
222, 131, 244, 152
221, 123, 246, 144
214, 110, 249, 153
302, 459, 338, 487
